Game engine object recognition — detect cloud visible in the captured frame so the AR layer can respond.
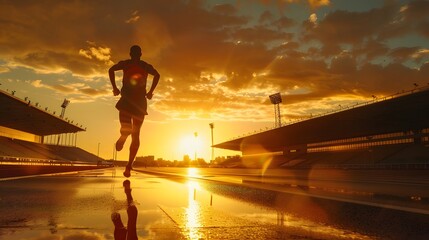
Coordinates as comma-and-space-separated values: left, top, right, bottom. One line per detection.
0, 1, 163, 76
31, 79, 76, 93
330, 52, 357, 74
388, 47, 429, 64
79, 44, 113, 64
352, 39, 389, 62
307, 0, 330, 9
376, 1, 429, 39
0, 65, 10, 73
389, 46, 420, 63
212, 3, 238, 15
411, 48, 429, 60
30, 79, 110, 102
14, 50, 106, 77
80, 87, 110, 96
308, 13, 317, 25
257, 0, 330, 9
400, 0, 429, 22
304, 3, 398, 55
259, 10, 274, 23
232, 26, 294, 44
125, 10, 141, 23
1, 0, 429, 121
272, 16, 295, 29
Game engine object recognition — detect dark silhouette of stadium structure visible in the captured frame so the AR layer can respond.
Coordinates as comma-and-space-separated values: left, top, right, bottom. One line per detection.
215, 87, 429, 169
0, 89, 109, 177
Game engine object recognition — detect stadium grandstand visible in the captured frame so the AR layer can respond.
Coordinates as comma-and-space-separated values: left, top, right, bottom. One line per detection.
214, 86, 429, 169
0, 89, 111, 178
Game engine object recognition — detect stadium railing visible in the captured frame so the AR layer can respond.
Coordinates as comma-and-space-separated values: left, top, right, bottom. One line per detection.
312, 163, 429, 170
0, 156, 112, 167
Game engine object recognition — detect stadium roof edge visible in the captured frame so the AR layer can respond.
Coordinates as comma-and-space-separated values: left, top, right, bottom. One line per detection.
214, 87, 429, 152
0, 89, 85, 136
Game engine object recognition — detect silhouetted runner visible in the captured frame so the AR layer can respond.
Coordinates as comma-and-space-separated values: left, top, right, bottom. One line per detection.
109, 45, 160, 177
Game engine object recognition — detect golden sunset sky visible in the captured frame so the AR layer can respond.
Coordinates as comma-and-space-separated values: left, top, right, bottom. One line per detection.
1, 0, 429, 161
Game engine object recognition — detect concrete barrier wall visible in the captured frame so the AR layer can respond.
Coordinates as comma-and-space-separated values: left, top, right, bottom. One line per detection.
0, 164, 111, 179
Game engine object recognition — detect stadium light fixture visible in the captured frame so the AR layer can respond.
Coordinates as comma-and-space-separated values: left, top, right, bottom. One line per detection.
60, 98, 70, 119
269, 92, 282, 104
61, 98, 70, 108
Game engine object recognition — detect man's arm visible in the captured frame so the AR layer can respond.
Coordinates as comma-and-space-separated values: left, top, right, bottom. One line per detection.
146, 66, 160, 100
109, 63, 123, 96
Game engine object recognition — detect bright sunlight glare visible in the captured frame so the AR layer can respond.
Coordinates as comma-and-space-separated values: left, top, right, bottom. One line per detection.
187, 168, 200, 178
179, 135, 203, 159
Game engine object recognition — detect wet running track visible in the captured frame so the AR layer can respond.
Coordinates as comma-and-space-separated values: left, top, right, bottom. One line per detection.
0, 167, 428, 240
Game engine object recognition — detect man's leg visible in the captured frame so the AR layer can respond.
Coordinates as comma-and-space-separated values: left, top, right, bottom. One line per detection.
129, 116, 143, 166
126, 205, 138, 240
123, 180, 138, 240
123, 116, 143, 177
116, 112, 132, 151
111, 212, 127, 240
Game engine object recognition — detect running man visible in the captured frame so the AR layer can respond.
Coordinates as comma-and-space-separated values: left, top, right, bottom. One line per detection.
109, 45, 160, 177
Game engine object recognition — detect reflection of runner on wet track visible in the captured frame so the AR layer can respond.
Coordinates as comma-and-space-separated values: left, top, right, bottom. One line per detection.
109, 45, 160, 178
111, 180, 138, 240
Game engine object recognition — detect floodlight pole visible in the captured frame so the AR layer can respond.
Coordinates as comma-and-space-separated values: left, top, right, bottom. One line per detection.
57, 98, 70, 145
209, 123, 214, 162
194, 132, 198, 162
274, 104, 281, 127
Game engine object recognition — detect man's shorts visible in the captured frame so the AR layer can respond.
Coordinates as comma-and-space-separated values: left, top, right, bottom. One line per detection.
116, 94, 148, 119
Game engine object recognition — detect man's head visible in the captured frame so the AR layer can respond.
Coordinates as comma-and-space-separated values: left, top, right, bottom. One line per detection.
130, 45, 142, 59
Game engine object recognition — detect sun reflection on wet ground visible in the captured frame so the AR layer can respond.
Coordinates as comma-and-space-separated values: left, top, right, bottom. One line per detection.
185, 181, 203, 239
0, 168, 428, 239
187, 167, 200, 179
